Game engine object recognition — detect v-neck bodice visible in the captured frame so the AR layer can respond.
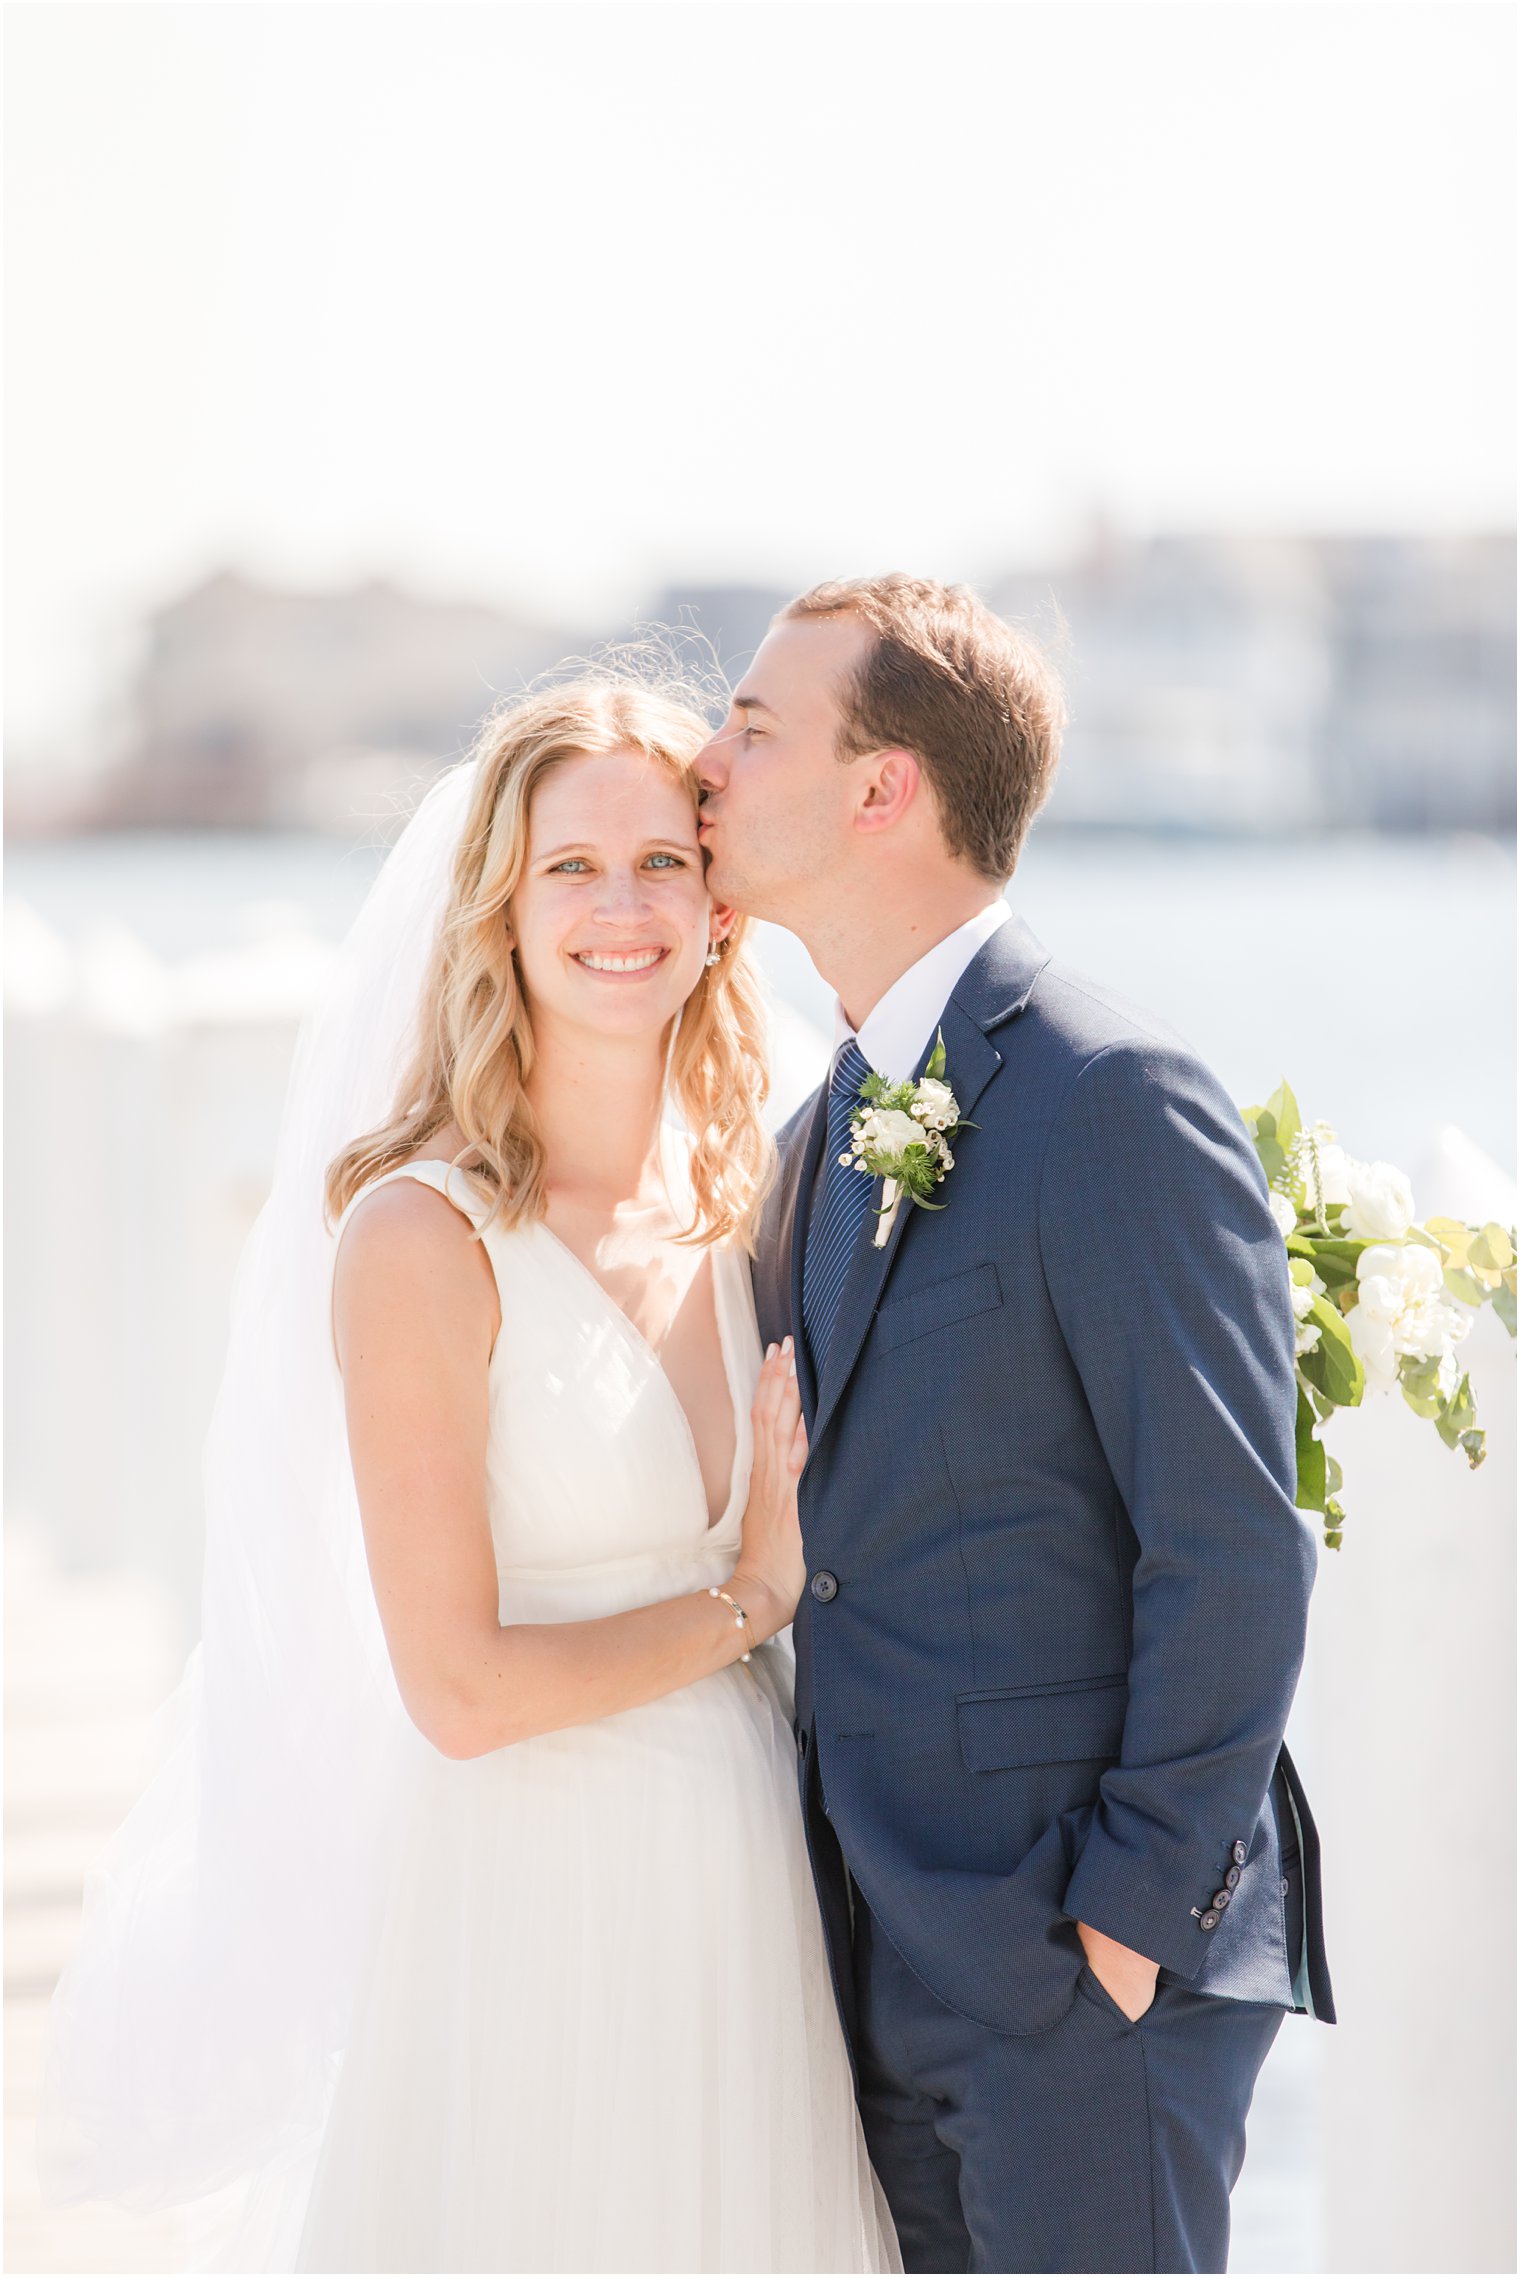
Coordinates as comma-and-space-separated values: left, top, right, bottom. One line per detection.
335, 1154, 762, 1621
526, 1218, 738, 1531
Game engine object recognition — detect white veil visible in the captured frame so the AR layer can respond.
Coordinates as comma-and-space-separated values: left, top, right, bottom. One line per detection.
38, 758, 481, 2212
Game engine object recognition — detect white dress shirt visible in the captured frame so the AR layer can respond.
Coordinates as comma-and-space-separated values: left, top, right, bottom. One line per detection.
834, 901, 1012, 1082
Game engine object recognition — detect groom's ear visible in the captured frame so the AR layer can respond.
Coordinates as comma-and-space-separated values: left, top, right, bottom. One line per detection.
854, 746, 922, 838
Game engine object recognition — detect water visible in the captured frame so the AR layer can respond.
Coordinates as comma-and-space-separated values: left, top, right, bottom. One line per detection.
9, 826, 1514, 1174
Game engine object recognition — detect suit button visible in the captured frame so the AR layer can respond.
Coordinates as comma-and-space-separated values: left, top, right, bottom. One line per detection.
1231, 1840, 1248, 1867
1211, 1889, 1233, 1910
1224, 1865, 1242, 1889
796, 1729, 807, 1758
1200, 1909, 1221, 1931
810, 1570, 839, 1602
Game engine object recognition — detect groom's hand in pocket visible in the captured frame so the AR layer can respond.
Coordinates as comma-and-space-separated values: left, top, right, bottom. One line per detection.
1076, 1921, 1160, 2021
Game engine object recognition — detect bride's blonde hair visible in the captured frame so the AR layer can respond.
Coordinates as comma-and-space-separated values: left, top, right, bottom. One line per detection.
326, 673, 774, 1248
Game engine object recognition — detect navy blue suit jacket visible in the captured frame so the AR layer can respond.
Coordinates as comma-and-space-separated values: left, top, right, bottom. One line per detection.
754, 918, 1335, 2036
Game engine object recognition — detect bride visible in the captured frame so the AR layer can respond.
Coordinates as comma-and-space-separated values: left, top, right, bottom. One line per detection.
38, 673, 900, 2274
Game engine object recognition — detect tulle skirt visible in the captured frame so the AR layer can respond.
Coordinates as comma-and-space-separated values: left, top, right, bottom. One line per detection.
219, 1561, 898, 2274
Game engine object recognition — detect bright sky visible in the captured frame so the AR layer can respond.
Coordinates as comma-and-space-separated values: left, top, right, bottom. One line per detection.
6, 1, 1514, 761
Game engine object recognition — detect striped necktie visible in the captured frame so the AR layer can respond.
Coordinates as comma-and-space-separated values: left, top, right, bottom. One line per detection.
801, 1038, 876, 1375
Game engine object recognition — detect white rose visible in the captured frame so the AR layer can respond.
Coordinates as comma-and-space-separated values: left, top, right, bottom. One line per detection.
1344, 1159, 1415, 1242
912, 1078, 958, 1131
1268, 1190, 1298, 1237
859, 1107, 926, 1158
1401, 1293, 1471, 1364
1352, 1242, 1471, 1388
1348, 1300, 1400, 1393
1357, 1241, 1439, 1311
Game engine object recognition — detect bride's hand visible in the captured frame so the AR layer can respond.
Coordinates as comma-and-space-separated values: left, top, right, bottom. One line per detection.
731, 1339, 808, 1643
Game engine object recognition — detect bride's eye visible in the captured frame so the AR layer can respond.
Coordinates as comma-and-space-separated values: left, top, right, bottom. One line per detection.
645, 853, 686, 871
549, 858, 591, 875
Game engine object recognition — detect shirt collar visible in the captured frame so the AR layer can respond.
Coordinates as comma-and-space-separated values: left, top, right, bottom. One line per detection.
833, 901, 1012, 1083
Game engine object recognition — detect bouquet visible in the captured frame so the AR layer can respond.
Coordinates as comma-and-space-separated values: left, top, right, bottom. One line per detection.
1244, 1082, 1515, 1548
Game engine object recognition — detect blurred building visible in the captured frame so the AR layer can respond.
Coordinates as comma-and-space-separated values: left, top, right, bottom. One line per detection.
85, 571, 570, 831
990, 530, 1515, 832
33, 535, 1517, 835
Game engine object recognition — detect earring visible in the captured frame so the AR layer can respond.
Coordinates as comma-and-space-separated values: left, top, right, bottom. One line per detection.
704, 942, 722, 969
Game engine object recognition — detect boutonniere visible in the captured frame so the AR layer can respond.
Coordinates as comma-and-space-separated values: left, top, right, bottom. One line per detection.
840, 1030, 973, 1247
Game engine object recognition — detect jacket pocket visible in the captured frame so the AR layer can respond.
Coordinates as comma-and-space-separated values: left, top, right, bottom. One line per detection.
875, 1262, 1003, 1352
955, 1673, 1128, 1773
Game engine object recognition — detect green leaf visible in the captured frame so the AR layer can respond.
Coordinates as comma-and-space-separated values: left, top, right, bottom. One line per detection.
1289, 1256, 1318, 1288
1442, 1267, 1488, 1308
1470, 1222, 1516, 1274
923, 1029, 947, 1083
1298, 1297, 1364, 1407
1493, 1279, 1517, 1337
1264, 1080, 1302, 1160
1460, 1428, 1487, 1469
1435, 1370, 1479, 1449
1297, 1237, 1377, 1269
1244, 1102, 1286, 1184
1256, 1133, 1287, 1184
1424, 1216, 1474, 1266
1399, 1355, 1444, 1420
1294, 1392, 1326, 1513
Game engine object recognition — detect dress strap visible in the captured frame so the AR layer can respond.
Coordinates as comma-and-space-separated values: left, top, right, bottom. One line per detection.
334, 1159, 493, 1237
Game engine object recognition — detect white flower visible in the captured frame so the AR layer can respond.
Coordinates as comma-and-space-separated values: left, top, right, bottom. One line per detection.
911, 1077, 959, 1131
1291, 1265, 1324, 1355
1351, 1241, 1471, 1392
857, 1106, 926, 1159
1343, 1159, 1416, 1242
1315, 1144, 1352, 1206
1268, 1190, 1298, 1237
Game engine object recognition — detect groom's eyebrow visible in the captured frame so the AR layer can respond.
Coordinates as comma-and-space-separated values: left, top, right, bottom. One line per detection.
733, 693, 779, 720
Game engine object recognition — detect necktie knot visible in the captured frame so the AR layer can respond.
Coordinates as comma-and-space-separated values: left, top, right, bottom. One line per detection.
830, 1035, 870, 1113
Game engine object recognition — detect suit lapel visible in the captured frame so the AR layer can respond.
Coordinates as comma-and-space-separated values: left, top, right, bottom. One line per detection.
804, 916, 1052, 1462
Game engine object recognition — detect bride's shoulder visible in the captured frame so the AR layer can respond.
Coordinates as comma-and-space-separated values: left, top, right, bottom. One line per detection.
335, 1155, 492, 1277
333, 1170, 499, 1350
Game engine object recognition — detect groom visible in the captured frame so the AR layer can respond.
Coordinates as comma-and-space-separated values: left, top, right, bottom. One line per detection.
697, 576, 1334, 2276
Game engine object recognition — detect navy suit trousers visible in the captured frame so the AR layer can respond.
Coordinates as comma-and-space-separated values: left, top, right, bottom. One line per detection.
804, 1745, 1299, 2274
850, 1890, 1286, 2275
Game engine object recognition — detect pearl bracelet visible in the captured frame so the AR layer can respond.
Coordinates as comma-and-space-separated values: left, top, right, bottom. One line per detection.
708, 1586, 754, 1664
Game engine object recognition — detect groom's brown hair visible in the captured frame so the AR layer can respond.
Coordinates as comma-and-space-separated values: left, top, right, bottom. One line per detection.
779, 575, 1065, 882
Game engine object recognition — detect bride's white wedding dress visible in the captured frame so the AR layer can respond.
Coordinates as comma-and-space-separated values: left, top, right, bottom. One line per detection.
257, 1156, 898, 2275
